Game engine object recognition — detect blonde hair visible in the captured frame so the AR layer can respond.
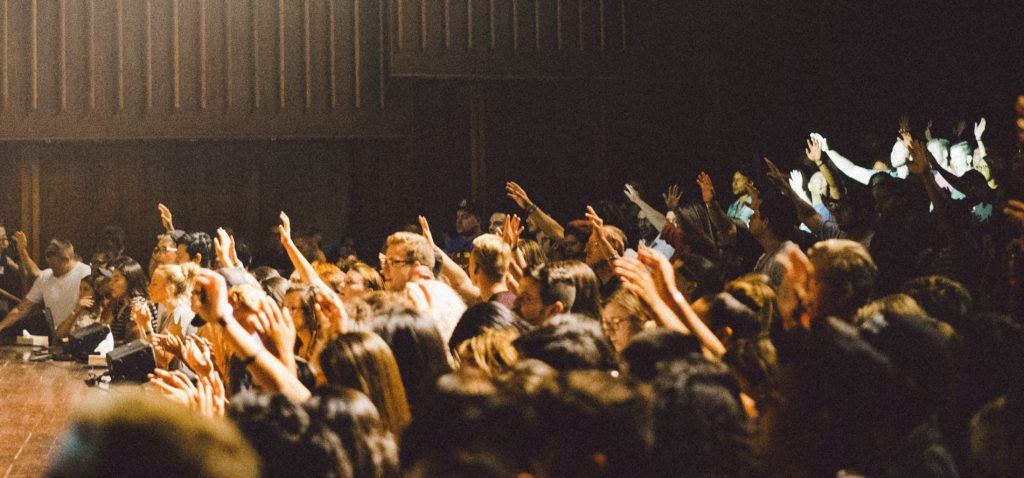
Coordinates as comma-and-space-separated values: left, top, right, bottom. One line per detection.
471, 234, 512, 282
602, 289, 654, 333
154, 262, 199, 300
340, 259, 384, 291
385, 232, 436, 269
455, 328, 520, 378
725, 273, 778, 334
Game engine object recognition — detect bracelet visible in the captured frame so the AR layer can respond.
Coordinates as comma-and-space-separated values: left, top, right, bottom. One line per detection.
525, 204, 538, 216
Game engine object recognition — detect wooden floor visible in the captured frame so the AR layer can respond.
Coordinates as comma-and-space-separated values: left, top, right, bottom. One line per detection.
0, 346, 97, 477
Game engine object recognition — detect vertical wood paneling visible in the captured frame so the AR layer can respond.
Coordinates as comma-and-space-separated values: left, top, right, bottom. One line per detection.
277, 0, 285, 110
116, 0, 124, 110
199, 0, 207, 110
172, 0, 180, 110
303, 0, 311, 110
59, 0, 66, 111
251, 0, 261, 109
395, 0, 403, 49
419, 0, 426, 50
328, 0, 336, 109
225, 0, 232, 109
30, 0, 37, 110
353, 0, 360, 109
1, 0, 7, 110
443, 0, 450, 48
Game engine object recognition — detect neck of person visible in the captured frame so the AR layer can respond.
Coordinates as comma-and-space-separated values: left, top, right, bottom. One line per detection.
756, 232, 783, 255
53, 260, 78, 277
478, 277, 509, 302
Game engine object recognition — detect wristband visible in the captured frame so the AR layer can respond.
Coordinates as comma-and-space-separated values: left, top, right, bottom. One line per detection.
241, 348, 266, 367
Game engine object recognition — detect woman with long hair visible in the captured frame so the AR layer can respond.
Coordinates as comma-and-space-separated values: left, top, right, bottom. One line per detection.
107, 256, 158, 342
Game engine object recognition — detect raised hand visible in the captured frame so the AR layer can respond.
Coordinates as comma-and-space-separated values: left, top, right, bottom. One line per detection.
809, 132, 829, 152
789, 170, 805, 193
746, 181, 762, 212
148, 369, 196, 408
505, 181, 535, 211
501, 214, 524, 250
623, 183, 643, 205
974, 117, 986, 141
662, 184, 682, 209
417, 215, 436, 247
255, 296, 296, 366
130, 301, 154, 336
158, 203, 175, 232
314, 289, 347, 338
696, 173, 714, 203
613, 256, 663, 309
278, 211, 293, 246
903, 135, 932, 176
181, 334, 216, 377
805, 137, 823, 165
924, 120, 934, 141
192, 268, 233, 325
898, 115, 911, 134
1004, 199, 1024, 228
213, 227, 235, 268
12, 231, 28, 252
636, 243, 677, 300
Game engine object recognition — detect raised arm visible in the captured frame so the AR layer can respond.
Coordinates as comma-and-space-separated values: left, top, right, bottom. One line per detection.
420, 215, 480, 303
506, 181, 565, 241
192, 268, 311, 402
764, 158, 824, 232
12, 231, 40, 280
813, 133, 878, 186
623, 184, 668, 232
278, 212, 330, 291
806, 136, 841, 199
158, 203, 176, 233
697, 172, 737, 248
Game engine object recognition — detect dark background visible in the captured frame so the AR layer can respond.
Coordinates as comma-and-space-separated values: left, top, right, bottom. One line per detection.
0, 0, 1021, 265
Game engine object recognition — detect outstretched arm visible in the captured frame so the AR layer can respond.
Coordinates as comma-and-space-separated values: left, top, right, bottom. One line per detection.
420, 215, 481, 303
506, 182, 565, 241
12, 231, 40, 281
764, 158, 825, 232
278, 212, 330, 290
806, 136, 842, 199
697, 172, 737, 248
813, 133, 878, 186
623, 184, 668, 232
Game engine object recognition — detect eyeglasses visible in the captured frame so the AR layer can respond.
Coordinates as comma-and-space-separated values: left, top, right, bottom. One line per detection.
601, 316, 631, 332
380, 256, 415, 269
153, 246, 177, 254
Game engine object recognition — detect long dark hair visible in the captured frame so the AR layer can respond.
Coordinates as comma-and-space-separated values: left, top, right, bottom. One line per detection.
370, 307, 452, 412
109, 256, 149, 299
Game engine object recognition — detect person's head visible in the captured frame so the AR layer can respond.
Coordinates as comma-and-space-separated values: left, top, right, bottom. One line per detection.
487, 212, 506, 235
825, 186, 877, 234
176, 232, 214, 268
806, 239, 878, 321
283, 284, 319, 338
722, 336, 779, 405
149, 262, 198, 306
901, 275, 972, 329
251, 266, 281, 283
749, 194, 798, 242
673, 253, 724, 302
469, 234, 512, 287
890, 139, 910, 168
650, 357, 755, 478
534, 370, 654, 478
513, 314, 617, 372
370, 307, 452, 410
44, 239, 78, 275
338, 259, 383, 302
702, 292, 761, 345
260, 276, 291, 306
518, 239, 548, 269
456, 328, 521, 378
305, 387, 400, 478
316, 263, 346, 296
584, 225, 626, 269
620, 329, 704, 381
108, 256, 149, 301
48, 392, 259, 478
151, 233, 178, 269
807, 171, 828, 199
853, 293, 926, 327
382, 232, 436, 292
724, 273, 778, 335
601, 290, 653, 352
927, 138, 951, 168
732, 171, 750, 196
455, 202, 483, 236
449, 301, 528, 352
559, 229, 586, 260
557, 260, 603, 319
515, 263, 577, 326
319, 332, 412, 435
949, 141, 973, 175
228, 392, 352, 478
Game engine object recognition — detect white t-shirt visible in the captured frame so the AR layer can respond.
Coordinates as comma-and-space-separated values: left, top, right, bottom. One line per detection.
25, 262, 92, 329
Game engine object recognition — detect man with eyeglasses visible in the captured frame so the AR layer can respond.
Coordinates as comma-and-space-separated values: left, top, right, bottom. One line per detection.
381, 232, 436, 292
0, 238, 90, 334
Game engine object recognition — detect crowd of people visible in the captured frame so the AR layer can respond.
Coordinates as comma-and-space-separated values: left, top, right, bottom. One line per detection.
1, 113, 1023, 477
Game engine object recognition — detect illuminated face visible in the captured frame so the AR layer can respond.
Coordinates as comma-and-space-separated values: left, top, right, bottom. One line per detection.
176, 244, 191, 264
339, 270, 366, 302
455, 210, 480, 235
283, 290, 307, 332
890, 140, 909, 168
732, 172, 749, 196
601, 302, 638, 352
513, 277, 545, 325
949, 145, 971, 175
148, 271, 169, 305
488, 213, 506, 235
152, 237, 178, 267
382, 244, 416, 292
748, 208, 767, 239
109, 271, 128, 299
562, 233, 584, 258
0, 227, 8, 251
927, 141, 950, 169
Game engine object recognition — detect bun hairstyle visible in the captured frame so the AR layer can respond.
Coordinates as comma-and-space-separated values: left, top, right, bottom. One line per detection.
156, 262, 199, 299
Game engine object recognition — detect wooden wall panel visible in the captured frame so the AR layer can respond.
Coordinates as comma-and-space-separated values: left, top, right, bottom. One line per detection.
389, 0, 633, 79
0, 0, 395, 140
